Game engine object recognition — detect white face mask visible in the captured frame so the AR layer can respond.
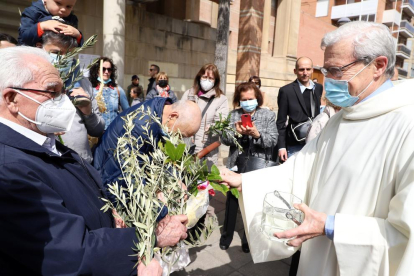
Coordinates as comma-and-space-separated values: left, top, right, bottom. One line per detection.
14, 89, 76, 134
200, 79, 214, 92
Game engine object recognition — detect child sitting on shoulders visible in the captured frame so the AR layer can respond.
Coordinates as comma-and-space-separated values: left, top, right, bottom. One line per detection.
18, 0, 83, 46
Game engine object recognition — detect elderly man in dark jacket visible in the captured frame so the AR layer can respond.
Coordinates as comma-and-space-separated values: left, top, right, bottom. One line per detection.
93, 98, 202, 201
0, 46, 187, 276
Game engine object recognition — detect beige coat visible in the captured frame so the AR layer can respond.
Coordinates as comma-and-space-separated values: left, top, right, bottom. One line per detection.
182, 87, 229, 167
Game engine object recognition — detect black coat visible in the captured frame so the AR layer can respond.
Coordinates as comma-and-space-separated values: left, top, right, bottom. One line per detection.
0, 123, 137, 275
276, 80, 323, 148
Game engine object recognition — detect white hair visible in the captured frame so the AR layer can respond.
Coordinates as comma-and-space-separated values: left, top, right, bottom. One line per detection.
321, 21, 395, 79
0, 46, 51, 97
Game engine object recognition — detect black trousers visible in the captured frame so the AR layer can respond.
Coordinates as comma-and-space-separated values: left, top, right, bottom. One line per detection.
220, 191, 248, 246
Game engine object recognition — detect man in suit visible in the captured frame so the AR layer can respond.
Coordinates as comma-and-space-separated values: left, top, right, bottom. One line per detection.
277, 57, 323, 162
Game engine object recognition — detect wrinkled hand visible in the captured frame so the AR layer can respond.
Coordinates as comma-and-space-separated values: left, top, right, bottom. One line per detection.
274, 203, 327, 247
112, 209, 126, 228
70, 87, 92, 115
59, 24, 81, 38
219, 167, 242, 191
235, 121, 260, 138
39, 20, 66, 32
137, 258, 162, 276
156, 215, 188, 248
278, 149, 288, 162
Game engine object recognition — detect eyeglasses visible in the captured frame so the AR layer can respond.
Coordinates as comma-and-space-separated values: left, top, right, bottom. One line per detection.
200, 76, 215, 82
103, 67, 112, 73
149, 68, 155, 71
9, 87, 64, 101
321, 56, 368, 78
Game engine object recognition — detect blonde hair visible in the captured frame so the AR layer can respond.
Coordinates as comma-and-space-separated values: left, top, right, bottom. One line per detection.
156, 72, 168, 82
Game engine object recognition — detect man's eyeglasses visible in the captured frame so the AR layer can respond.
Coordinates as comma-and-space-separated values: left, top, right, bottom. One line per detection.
103, 67, 112, 73
321, 56, 369, 78
9, 87, 64, 101
149, 68, 155, 71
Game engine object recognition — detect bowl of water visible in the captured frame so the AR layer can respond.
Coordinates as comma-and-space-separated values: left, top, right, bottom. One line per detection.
260, 191, 304, 242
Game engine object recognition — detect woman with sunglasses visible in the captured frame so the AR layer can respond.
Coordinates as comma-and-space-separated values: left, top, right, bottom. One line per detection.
89, 57, 130, 129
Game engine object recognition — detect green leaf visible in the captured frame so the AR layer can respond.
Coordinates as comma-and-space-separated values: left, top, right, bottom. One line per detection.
209, 181, 229, 195
230, 188, 240, 199
164, 141, 186, 161
210, 164, 220, 176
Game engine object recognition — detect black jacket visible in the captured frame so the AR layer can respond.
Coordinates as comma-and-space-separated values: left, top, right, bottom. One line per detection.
276, 80, 323, 148
0, 123, 137, 275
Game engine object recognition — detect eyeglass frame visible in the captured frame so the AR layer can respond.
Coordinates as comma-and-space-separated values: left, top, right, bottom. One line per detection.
8, 87, 64, 101
321, 56, 370, 78
102, 67, 112, 72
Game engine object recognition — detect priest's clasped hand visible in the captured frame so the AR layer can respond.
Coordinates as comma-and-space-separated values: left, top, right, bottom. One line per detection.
219, 167, 243, 191
274, 203, 327, 247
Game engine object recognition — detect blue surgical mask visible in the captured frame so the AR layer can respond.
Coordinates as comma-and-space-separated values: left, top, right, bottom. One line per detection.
324, 59, 374, 107
97, 76, 112, 84
240, 99, 258, 112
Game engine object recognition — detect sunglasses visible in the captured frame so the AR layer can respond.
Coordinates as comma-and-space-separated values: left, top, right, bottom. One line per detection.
103, 67, 112, 73
149, 68, 155, 71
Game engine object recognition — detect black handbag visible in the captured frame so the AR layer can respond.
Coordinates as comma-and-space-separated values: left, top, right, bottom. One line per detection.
235, 139, 278, 173
290, 87, 316, 143
290, 118, 313, 143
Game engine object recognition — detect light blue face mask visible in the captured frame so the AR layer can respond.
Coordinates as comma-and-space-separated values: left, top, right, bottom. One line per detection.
97, 76, 112, 84
240, 99, 258, 112
325, 59, 374, 107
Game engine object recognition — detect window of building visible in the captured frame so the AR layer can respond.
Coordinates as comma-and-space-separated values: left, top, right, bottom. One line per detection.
316, 0, 329, 17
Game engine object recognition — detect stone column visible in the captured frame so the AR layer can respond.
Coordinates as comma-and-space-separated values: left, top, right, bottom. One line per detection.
214, 0, 231, 94
273, 0, 300, 59
261, 0, 271, 54
235, 0, 265, 85
103, 0, 126, 87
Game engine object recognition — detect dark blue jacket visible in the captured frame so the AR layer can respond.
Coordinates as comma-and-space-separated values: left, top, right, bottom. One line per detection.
93, 98, 170, 221
0, 123, 138, 275
18, 0, 81, 46
94, 98, 170, 186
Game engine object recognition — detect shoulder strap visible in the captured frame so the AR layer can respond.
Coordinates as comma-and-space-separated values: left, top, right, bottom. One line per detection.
116, 86, 120, 105
201, 96, 215, 119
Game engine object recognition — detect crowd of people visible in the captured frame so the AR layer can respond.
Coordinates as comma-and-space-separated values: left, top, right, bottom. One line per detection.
0, 0, 413, 275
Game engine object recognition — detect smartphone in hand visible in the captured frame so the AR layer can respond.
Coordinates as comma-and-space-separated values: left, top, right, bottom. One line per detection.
241, 114, 253, 128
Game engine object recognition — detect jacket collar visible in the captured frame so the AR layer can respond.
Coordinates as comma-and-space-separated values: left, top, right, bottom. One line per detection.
0, 123, 71, 157
197, 88, 216, 99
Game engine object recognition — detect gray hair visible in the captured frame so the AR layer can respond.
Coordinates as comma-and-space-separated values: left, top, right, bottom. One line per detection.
0, 46, 51, 97
321, 21, 395, 79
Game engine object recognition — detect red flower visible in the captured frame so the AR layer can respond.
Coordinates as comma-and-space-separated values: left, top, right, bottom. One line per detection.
208, 189, 215, 196
197, 180, 209, 190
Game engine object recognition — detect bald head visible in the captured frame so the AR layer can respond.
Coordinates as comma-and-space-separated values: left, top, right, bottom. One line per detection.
294, 57, 314, 86
162, 100, 201, 137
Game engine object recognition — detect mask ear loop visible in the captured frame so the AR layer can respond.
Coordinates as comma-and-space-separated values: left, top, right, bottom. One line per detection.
13, 89, 43, 125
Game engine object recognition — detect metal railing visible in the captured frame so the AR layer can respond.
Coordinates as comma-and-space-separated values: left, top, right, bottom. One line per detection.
398, 68, 408, 77
403, 0, 414, 10
397, 44, 412, 56
400, 20, 414, 36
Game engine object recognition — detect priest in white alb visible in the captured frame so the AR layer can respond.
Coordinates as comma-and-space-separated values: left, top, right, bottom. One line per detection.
220, 21, 414, 276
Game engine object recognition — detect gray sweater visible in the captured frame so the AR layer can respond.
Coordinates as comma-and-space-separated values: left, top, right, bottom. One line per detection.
60, 78, 105, 163
222, 107, 278, 169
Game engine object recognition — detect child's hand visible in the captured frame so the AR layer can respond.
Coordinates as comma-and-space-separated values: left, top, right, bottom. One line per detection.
39, 20, 66, 33
59, 25, 81, 38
